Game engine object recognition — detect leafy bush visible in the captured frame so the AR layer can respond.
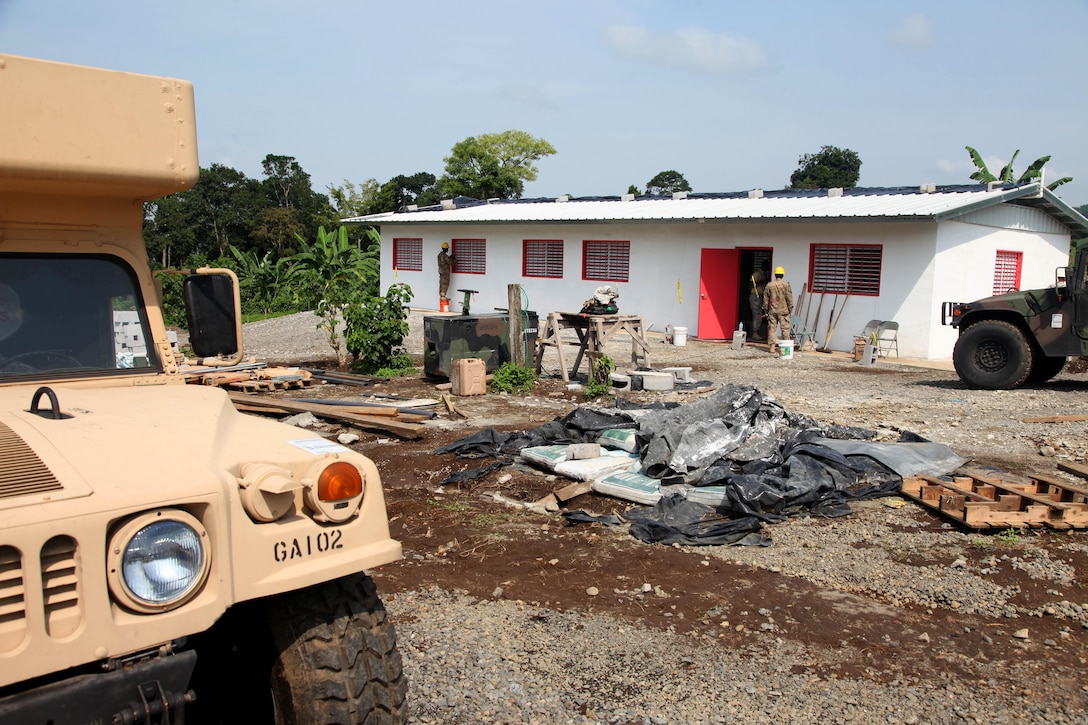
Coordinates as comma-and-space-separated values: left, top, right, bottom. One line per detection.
343, 283, 413, 374
583, 354, 615, 399
375, 352, 417, 378
290, 226, 380, 364
491, 361, 536, 393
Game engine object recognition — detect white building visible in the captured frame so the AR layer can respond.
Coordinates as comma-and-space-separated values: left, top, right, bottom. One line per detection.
348, 182, 1088, 359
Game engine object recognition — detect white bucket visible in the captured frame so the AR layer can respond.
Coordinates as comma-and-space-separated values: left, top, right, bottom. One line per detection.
672, 326, 688, 346
778, 339, 794, 360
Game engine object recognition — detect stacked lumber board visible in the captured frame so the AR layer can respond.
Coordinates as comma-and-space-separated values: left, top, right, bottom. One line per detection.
228, 392, 428, 439
189, 366, 318, 391
901, 463, 1088, 530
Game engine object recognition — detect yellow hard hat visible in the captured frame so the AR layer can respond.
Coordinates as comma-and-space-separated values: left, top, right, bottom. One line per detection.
774, 266, 785, 276
441, 242, 449, 249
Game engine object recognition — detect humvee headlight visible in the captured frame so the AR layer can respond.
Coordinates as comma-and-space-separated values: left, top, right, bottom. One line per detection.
108, 510, 210, 613
303, 460, 364, 523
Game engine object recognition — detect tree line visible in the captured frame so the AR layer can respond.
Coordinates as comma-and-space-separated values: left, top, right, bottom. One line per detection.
144, 135, 1080, 334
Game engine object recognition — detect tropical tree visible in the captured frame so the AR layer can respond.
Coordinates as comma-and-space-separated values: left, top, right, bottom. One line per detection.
789, 145, 861, 189
437, 130, 556, 200
192, 164, 264, 259
328, 179, 381, 218
289, 226, 380, 365
143, 194, 199, 268
251, 206, 307, 256
645, 170, 692, 196
371, 172, 440, 213
627, 184, 641, 196
965, 146, 1072, 191
262, 154, 314, 209
229, 244, 293, 317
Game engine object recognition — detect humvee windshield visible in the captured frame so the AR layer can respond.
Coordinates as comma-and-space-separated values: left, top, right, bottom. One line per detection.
0, 254, 160, 379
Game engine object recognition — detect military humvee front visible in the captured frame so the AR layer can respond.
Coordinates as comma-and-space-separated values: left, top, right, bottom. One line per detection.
941, 237, 1088, 389
0, 55, 406, 723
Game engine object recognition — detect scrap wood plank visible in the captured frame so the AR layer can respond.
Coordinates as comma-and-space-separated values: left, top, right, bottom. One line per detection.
441, 393, 468, 419
553, 480, 592, 502
1058, 461, 1088, 481
1028, 471, 1088, 503
228, 392, 423, 439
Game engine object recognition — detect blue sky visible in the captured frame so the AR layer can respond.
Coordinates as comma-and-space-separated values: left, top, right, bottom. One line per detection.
2, 0, 1086, 206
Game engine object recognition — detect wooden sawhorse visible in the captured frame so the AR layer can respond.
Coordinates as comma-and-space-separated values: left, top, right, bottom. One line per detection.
533, 312, 652, 383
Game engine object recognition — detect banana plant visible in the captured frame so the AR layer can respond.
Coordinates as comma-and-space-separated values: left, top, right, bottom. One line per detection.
965, 146, 1072, 190
288, 226, 380, 365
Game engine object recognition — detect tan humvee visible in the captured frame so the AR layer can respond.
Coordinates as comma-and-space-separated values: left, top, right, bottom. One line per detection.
0, 55, 406, 723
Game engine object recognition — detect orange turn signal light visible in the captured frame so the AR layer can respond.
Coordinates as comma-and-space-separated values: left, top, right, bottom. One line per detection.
317, 461, 363, 501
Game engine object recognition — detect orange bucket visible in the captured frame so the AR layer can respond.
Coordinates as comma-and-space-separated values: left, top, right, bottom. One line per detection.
439, 298, 449, 312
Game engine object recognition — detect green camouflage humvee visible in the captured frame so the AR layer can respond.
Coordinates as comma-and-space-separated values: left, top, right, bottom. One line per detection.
941, 237, 1088, 389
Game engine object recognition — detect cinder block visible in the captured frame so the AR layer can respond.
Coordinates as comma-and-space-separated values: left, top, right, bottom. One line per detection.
661, 366, 692, 383
609, 372, 631, 391
629, 370, 674, 391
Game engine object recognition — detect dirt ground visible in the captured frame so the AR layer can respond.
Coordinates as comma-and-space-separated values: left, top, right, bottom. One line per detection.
259, 335, 1088, 712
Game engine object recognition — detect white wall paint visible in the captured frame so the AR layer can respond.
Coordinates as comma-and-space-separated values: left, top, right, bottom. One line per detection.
378, 213, 1071, 359
931, 219, 1070, 358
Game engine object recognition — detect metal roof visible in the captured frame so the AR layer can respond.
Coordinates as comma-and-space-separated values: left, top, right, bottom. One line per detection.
344, 182, 1088, 238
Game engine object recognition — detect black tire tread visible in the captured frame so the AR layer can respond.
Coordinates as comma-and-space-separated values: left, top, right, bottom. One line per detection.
953, 319, 1033, 390
1027, 353, 1067, 384
266, 573, 408, 725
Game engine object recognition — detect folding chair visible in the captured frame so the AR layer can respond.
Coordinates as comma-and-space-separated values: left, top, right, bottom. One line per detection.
791, 315, 816, 349
876, 321, 899, 358
860, 319, 882, 343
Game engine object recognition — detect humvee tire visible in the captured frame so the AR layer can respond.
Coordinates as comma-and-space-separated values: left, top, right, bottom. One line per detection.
267, 573, 408, 725
953, 320, 1033, 389
1026, 353, 1067, 384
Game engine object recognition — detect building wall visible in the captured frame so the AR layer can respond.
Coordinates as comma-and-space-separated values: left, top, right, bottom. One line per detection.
378, 212, 1069, 359
930, 217, 1071, 358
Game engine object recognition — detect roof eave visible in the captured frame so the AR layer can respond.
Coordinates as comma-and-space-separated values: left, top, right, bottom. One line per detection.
930, 182, 1044, 223
1019, 188, 1088, 240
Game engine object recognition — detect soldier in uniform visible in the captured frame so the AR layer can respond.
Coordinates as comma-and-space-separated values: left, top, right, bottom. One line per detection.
438, 242, 452, 303
763, 266, 794, 353
748, 269, 767, 341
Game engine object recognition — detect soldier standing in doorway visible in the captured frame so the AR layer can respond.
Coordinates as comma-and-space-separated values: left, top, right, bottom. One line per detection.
763, 265, 794, 353
438, 242, 452, 303
749, 268, 767, 341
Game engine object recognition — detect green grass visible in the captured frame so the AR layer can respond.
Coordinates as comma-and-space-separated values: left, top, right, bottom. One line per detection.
241, 310, 298, 324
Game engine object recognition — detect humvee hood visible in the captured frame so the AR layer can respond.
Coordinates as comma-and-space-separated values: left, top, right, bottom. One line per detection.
0, 384, 310, 515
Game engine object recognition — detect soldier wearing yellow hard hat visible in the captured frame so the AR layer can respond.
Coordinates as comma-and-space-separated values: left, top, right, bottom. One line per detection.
763, 266, 794, 353
437, 242, 453, 303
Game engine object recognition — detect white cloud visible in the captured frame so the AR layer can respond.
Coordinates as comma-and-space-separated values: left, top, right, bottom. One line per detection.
889, 14, 936, 48
936, 157, 974, 176
603, 24, 769, 76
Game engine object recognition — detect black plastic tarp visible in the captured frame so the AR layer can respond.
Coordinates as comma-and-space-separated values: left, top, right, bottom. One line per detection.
435, 384, 964, 546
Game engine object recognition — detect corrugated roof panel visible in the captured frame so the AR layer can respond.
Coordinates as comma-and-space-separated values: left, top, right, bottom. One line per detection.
344, 183, 1063, 227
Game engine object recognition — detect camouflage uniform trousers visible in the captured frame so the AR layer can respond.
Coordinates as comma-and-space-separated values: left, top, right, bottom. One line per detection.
767, 312, 792, 351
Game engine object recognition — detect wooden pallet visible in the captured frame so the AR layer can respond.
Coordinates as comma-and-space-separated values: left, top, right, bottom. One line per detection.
901, 465, 1088, 530
228, 376, 316, 393
192, 366, 318, 392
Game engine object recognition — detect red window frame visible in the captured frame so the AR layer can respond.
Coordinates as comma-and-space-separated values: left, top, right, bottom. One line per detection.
993, 250, 1023, 295
808, 244, 882, 295
452, 238, 486, 274
523, 239, 564, 278
582, 240, 630, 282
392, 238, 423, 271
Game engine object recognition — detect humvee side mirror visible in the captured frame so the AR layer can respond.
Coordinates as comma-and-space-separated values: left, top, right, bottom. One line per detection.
184, 268, 243, 365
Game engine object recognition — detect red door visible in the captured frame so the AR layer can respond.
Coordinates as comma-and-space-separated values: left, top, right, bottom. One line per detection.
697, 248, 739, 339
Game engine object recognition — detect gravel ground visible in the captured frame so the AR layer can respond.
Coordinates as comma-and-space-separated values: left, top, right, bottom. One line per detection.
242, 310, 1088, 725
